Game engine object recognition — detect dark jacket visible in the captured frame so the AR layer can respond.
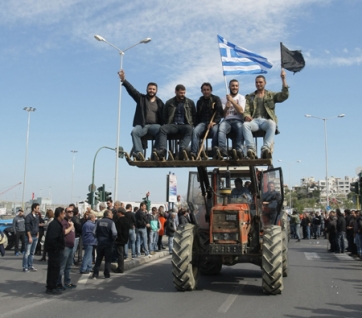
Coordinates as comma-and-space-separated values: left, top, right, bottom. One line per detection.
336, 216, 346, 232
195, 94, 223, 126
13, 215, 25, 233
326, 217, 337, 235
72, 215, 82, 238
94, 217, 117, 246
163, 96, 196, 126
122, 79, 164, 127
165, 218, 176, 237
125, 211, 136, 228
44, 218, 65, 252
135, 210, 148, 229
115, 217, 130, 246
25, 213, 39, 236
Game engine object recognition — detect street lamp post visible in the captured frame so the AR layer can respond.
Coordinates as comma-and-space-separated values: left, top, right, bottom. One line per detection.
70, 150, 78, 203
305, 114, 345, 208
278, 159, 301, 210
22, 107, 36, 210
94, 35, 151, 201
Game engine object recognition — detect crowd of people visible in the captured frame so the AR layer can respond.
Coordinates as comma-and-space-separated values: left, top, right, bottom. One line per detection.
289, 208, 362, 258
11, 199, 192, 295
119, 67, 289, 161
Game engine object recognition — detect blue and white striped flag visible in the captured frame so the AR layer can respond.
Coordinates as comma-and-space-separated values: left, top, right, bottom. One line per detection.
218, 35, 273, 75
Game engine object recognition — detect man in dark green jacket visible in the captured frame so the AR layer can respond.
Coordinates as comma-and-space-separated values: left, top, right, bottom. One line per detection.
153, 84, 196, 160
242, 69, 289, 159
119, 70, 164, 161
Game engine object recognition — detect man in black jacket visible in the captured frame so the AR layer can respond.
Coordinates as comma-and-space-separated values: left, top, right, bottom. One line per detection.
119, 69, 164, 161
336, 209, 346, 253
153, 84, 196, 160
23, 203, 40, 272
189, 83, 223, 160
44, 207, 65, 295
124, 204, 136, 259
114, 208, 130, 273
135, 202, 150, 257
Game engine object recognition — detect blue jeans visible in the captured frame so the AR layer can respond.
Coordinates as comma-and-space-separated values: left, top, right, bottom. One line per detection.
190, 122, 218, 154
149, 231, 159, 252
336, 231, 346, 253
80, 245, 93, 272
136, 228, 149, 256
355, 233, 362, 257
58, 247, 75, 286
168, 236, 174, 253
243, 118, 276, 151
124, 228, 136, 258
216, 119, 244, 152
22, 236, 38, 269
157, 124, 193, 151
131, 124, 160, 154
295, 224, 301, 240
306, 225, 311, 239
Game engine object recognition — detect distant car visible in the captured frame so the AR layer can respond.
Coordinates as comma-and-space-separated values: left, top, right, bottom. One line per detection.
0, 215, 15, 250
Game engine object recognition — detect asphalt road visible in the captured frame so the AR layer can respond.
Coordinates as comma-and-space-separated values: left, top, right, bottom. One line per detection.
0, 239, 361, 318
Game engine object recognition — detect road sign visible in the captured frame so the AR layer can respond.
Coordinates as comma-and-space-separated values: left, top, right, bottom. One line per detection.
88, 184, 96, 192
326, 205, 331, 211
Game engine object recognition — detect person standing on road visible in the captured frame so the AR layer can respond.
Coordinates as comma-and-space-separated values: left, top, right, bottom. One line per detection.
80, 213, 97, 274
12, 209, 26, 256
157, 210, 167, 251
114, 207, 130, 273
57, 208, 76, 289
119, 69, 164, 161
93, 210, 117, 279
242, 69, 289, 159
23, 203, 40, 272
289, 210, 301, 242
326, 211, 337, 252
124, 204, 136, 259
336, 209, 346, 253
312, 211, 321, 239
165, 212, 177, 254
135, 202, 151, 257
71, 207, 82, 265
44, 207, 65, 295
149, 207, 160, 255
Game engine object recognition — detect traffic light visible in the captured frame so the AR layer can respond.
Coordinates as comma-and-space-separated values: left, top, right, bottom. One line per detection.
97, 184, 106, 202
94, 191, 100, 205
350, 182, 359, 195
86, 192, 93, 204
104, 191, 112, 202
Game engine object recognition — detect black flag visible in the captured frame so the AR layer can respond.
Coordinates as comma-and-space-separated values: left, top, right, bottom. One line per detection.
280, 43, 305, 73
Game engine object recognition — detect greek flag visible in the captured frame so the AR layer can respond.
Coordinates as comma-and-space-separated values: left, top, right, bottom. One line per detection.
218, 35, 273, 75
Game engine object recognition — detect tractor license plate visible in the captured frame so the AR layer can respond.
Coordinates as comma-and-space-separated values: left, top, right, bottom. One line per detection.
209, 244, 242, 254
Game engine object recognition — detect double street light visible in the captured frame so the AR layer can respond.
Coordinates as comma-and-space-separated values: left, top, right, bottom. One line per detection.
22, 107, 36, 209
94, 35, 151, 201
305, 113, 345, 208
278, 159, 301, 210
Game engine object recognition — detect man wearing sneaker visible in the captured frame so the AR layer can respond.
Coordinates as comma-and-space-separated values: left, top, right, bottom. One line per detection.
189, 83, 223, 160
214, 79, 245, 160
44, 207, 65, 295
80, 213, 96, 274
243, 69, 289, 159
114, 207, 130, 273
149, 207, 161, 255
153, 84, 196, 160
124, 204, 136, 259
135, 202, 151, 257
118, 69, 164, 161
13, 209, 26, 256
57, 207, 76, 289
23, 203, 40, 272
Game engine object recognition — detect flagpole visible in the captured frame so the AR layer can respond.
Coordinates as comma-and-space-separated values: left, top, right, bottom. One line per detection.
217, 35, 230, 94
280, 42, 283, 69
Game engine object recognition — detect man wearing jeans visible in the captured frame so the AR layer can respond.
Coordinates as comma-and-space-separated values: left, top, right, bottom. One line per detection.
80, 213, 96, 274
214, 79, 245, 160
243, 69, 289, 159
336, 209, 346, 253
189, 82, 223, 160
23, 203, 40, 272
57, 208, 76, 289
149, 207, 160, 255
135, 202, 151, 257
119, 69, 164, 161
124, 204, 136, 259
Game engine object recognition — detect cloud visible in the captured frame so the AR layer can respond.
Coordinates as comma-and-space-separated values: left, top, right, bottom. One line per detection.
343, 48, 349, 53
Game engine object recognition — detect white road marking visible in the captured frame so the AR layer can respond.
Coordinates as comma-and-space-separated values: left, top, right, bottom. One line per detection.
0, 298, 55, 318
304, 252, 320, 260
217, 281, 247, 313
333, 253, 353, 261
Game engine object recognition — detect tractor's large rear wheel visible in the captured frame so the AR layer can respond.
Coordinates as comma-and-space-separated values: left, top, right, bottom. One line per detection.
262, 225, 283, 295
172, 223, 199, 291
281, 213, 289, 277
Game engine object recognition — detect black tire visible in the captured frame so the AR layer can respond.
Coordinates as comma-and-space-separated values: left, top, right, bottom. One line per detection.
172, 223, 199, 291
199, 255, 222, 275
282, 230, 288, 277
262, 225, 283, 295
